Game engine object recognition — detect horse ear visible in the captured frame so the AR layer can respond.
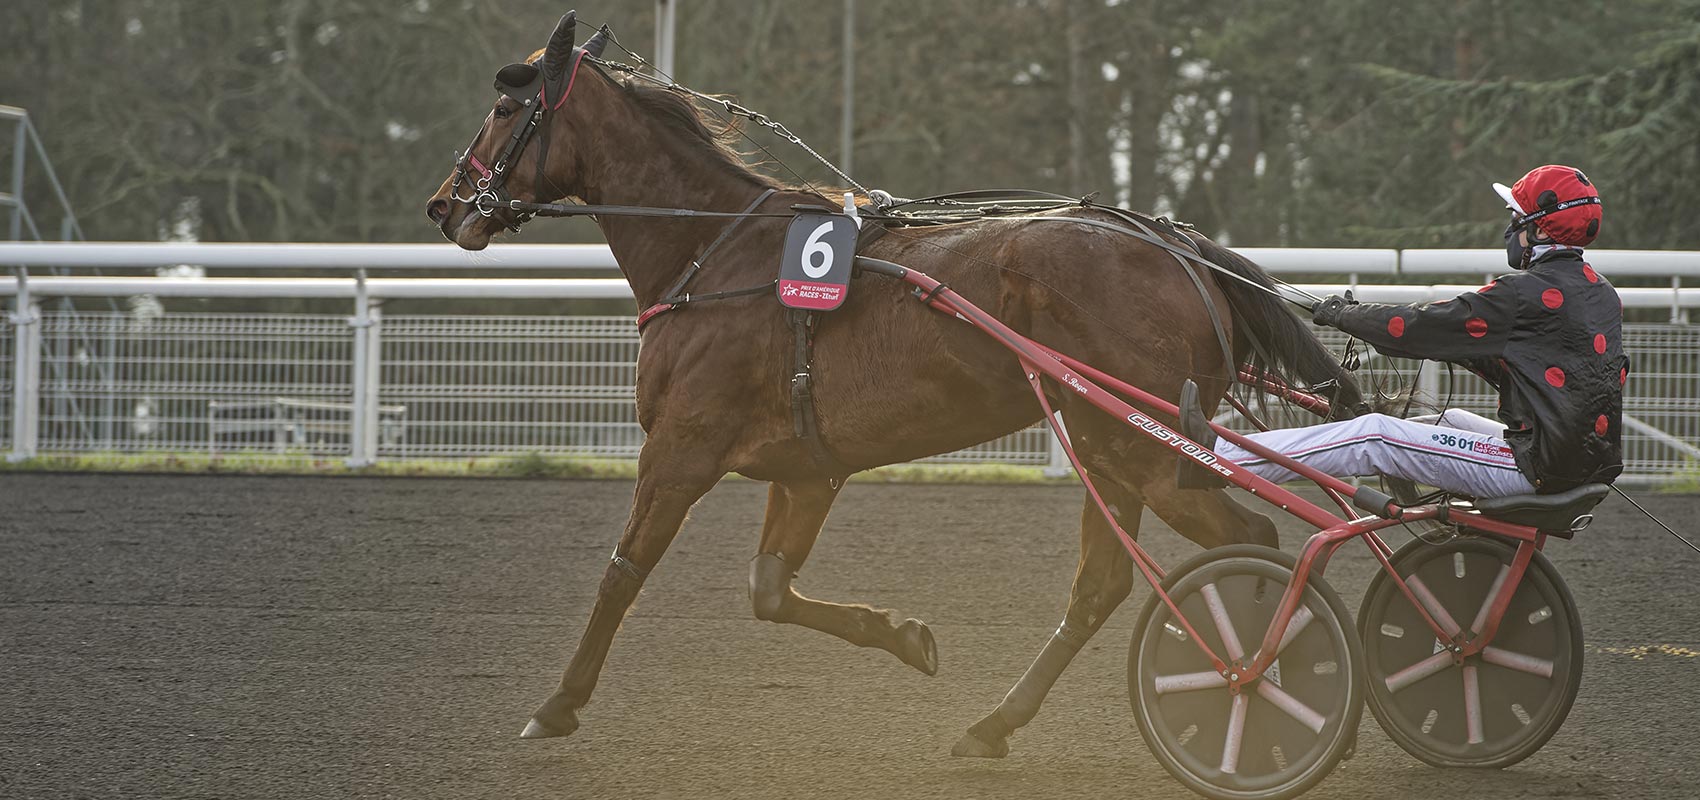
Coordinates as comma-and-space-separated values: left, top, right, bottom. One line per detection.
582, 25, 611, 58
541, 11, 579, 84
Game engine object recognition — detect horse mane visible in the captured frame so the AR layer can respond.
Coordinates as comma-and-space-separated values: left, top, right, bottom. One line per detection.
619, 81, 787, 191
518, 46, 838, 198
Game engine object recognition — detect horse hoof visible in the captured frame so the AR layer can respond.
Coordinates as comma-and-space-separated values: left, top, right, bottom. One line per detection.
951, 731, 1009, 758
896, 618, 938, 676
518, 703, 580, 739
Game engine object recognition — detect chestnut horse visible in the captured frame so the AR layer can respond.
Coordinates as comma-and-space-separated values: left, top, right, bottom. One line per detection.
425, 13, 1361, 759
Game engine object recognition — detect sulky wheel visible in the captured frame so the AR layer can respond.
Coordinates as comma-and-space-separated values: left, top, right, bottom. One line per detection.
1359, 536, 1583, 768
1130, 545, 1364, 800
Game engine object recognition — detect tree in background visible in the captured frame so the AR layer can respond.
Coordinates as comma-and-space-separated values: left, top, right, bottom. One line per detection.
1, 0, 1692, 250
1356, 0, 1700, 249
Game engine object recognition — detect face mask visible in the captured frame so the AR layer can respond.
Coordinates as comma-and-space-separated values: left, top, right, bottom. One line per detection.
1503, 217, 1530, 269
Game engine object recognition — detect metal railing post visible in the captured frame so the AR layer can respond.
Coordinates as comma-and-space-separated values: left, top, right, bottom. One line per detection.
346, 271, 382, 467
7, 268, 40, 461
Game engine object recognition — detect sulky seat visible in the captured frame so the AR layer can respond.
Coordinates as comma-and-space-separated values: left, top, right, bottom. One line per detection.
1468, 483, 1612, 534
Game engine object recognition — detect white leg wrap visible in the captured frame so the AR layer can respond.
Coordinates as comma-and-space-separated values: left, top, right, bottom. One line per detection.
1215, 413, 1536, 499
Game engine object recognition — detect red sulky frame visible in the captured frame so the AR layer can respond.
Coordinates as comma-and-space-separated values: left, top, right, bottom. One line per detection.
857, 256, 1552, 690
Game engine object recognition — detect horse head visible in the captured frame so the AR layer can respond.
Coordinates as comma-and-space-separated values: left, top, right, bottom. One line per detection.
426, 10, 610, 250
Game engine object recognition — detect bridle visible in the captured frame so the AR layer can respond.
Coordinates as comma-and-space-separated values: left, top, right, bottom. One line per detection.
448, 23, 608, 233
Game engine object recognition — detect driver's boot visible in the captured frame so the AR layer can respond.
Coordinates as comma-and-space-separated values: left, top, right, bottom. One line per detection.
1176, 379, 1227, 490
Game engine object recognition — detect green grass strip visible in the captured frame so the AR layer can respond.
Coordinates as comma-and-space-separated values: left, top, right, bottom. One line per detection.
0, 450, 1074, 485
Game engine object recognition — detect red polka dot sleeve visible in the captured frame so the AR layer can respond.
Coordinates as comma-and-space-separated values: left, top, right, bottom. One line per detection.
1332, 278, 1520, 360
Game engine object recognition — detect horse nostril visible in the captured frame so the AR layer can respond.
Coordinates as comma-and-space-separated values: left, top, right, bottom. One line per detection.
427, 199, 450, 224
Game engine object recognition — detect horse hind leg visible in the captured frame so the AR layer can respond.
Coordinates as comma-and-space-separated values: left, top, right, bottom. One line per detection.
1144, 473, 1279, 550
954, 483, 1140, 758
750, 479, 938, 675
520, 443, 724, 740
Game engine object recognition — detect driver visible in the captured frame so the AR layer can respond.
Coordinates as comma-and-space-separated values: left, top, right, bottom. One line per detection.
1184, 165, 1625, 498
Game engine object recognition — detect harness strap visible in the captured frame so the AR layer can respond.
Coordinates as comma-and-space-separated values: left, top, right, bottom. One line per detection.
1025, 209, 1239, 385
637, 281, 778, 327
992, 211, 1315, 312
635, 188, 779, 330
879, 188, 1084, 209
659, 189, 777, 299
788, 307, 854, 482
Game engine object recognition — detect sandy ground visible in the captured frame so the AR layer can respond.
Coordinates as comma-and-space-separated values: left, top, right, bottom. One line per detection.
2, 473, 1697, 799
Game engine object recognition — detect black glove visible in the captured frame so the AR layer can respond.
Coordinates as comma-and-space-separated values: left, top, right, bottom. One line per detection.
1311, 293, 1355, 328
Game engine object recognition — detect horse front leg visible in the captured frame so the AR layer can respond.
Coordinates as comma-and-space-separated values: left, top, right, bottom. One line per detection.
953, 483, 1139, 757
520, 440, 725, 739
749, 478, 938, 675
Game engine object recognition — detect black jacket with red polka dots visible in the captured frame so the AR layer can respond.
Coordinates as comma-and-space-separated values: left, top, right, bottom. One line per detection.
1333, 250, 1625, 493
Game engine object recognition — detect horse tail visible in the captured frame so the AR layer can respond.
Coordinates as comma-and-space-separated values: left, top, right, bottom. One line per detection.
1189, 236, 1364, 417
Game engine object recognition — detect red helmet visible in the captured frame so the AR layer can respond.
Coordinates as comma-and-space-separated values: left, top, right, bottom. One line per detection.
1491, 165, 1603, 246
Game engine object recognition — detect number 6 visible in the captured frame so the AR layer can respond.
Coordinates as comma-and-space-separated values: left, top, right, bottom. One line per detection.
801, 220, 835, 278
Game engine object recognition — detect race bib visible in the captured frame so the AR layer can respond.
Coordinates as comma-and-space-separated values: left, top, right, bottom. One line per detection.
777, 212, 856, 311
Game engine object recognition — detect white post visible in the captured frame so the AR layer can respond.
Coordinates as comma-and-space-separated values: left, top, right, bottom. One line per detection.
654, 0, 677, 76
840, 0, 855, 175
346, 271, 382, 467
362, 305, 382, 463
1043, 411, 1073, 478
7, 268, 40, 461
1419, 359, 1441, 407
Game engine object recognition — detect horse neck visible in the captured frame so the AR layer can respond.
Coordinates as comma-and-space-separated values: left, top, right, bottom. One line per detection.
574, 102, 778, 307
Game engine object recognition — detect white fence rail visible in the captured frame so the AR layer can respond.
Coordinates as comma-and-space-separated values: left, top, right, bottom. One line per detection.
5, 242, 1700, 484
7, 241, 1700, 276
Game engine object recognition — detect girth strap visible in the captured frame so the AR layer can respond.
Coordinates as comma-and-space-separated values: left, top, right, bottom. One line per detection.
788, 307, 854, 482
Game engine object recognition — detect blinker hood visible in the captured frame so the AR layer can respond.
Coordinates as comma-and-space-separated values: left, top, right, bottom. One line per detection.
496, 11, 608, 103
494, 63, 542, 100
496, 11, 609, 103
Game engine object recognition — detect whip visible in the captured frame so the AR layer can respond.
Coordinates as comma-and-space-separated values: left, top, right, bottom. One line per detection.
1611, 485, 1700, 556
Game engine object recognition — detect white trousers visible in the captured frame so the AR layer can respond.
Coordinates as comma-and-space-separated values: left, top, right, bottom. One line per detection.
1213, 410, 1537, 499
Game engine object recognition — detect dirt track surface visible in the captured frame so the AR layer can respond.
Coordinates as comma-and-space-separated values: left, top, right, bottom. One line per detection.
2, 474, 1698, 799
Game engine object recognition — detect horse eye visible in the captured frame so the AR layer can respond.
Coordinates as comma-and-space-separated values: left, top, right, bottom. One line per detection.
494, 103, 512, 119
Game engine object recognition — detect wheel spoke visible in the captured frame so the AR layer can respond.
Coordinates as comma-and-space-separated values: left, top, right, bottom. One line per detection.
1247, 605, 1315, 672
1201, 583, 1245, 661
1255, 681, 1326, 734
1468, 564, 1513, 634
1404, 575, 1463, 638
1385, 650, 1455, 693
1462, 664, 1484, 744
1221, 692, 1248, 774
1273, 605, 1316, 656
1154, 670, 1228, 695
1481, 646, 1555, 678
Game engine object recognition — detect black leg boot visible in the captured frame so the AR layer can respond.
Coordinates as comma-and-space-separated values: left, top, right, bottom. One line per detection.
1176, 379, 1227, 490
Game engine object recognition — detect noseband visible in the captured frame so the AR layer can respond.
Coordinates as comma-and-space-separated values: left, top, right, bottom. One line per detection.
449, 44, 595, 233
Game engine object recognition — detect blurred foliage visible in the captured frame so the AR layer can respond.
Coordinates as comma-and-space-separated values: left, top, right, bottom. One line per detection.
1, 0, 1695, 253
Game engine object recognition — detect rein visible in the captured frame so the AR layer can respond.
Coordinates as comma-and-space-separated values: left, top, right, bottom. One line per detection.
505, 199, 801, 220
